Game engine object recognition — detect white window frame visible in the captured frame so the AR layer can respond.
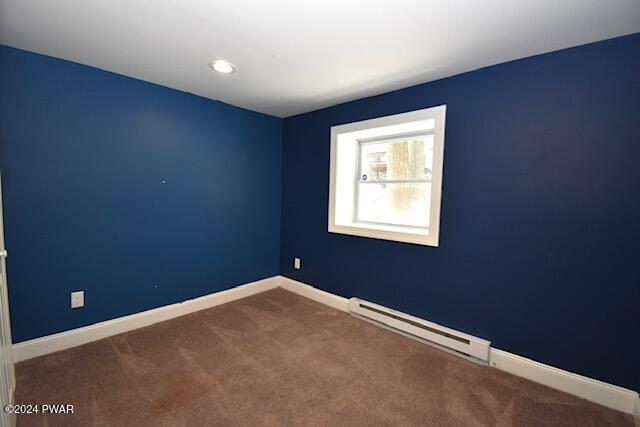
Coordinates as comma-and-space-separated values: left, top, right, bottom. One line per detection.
328, 105, 446, 246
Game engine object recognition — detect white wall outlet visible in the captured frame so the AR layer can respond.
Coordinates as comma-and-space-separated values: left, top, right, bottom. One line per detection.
294, 257, 301, 270
71, 291, 84, 309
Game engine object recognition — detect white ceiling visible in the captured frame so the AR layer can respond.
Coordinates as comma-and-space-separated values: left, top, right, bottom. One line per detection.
1, 1, 639, 118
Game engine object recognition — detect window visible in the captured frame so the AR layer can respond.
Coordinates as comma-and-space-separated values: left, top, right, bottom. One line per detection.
328, 105, 446, 246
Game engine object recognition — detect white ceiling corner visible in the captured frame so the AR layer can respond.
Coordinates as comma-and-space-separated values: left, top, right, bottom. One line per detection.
1, 0, 639, 117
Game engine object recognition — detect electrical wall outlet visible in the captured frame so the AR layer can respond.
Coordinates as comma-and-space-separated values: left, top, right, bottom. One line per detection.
294, 257, 301, 269
71, 291, 84, 309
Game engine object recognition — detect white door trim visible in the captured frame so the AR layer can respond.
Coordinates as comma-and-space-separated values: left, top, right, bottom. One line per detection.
0, 172, 16, 427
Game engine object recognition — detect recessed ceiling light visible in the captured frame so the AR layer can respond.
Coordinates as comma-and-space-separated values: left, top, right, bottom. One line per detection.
209, 60, 236, 74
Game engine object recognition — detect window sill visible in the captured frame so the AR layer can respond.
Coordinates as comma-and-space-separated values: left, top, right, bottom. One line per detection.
328, 222, 439, 247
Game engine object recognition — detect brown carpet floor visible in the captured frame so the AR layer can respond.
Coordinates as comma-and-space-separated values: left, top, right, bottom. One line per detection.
15, 288, 633, 426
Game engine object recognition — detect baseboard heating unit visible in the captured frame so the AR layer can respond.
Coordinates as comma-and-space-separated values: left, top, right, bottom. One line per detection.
349, 298, 491, 363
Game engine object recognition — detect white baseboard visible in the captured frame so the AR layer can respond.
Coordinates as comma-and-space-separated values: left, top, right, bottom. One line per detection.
12, 275, 348, 363
278, 276, 350, 312
282, 277, 639, 415
11, 274, 639, 419
279, 277, 639, 416
12, 276, 280, 362
490, 348, 639, 416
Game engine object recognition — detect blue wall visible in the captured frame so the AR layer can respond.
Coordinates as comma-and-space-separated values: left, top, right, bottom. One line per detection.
0, 46, 282, 343
280, 34, 640, 392
2, 34, 638, 392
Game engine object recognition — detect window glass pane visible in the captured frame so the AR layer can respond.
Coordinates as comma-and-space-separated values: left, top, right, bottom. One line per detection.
357, 182, 431, 228
359, 134, 434, 182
